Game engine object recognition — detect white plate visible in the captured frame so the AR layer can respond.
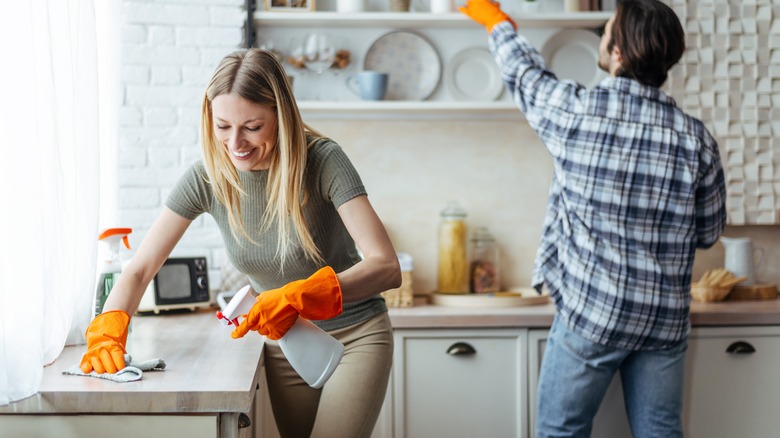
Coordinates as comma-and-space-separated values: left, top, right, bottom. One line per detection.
445, 47, 503, 101
363, 31, 441, 101
540, 29, 606, 88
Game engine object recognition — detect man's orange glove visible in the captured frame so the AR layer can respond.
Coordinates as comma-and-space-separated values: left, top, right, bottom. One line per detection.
79, 310, 130, 374
458, 0, 516, 33
231, 266, 343, 341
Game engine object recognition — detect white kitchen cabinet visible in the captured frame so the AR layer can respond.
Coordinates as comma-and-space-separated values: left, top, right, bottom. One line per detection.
393, 328, 528, 437
529, 326, 780, 438
251, 10, 611, 117
684, 326, 780, 438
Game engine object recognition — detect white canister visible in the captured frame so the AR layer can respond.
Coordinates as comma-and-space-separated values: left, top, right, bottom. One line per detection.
430, 0, 452, 13
337, 0, 364, 12
564, 0, 580, 13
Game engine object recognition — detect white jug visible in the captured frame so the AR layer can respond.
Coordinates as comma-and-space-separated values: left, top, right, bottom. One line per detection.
720, 237, 764, 284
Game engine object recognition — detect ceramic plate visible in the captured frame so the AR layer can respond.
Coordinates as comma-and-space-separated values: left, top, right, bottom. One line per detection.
540, 29, 606, 88
432, 289, 550, 308
445, 47, 503, 101
363, 31, 441, 101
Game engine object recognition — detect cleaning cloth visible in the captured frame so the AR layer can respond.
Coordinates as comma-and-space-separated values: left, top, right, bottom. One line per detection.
63, 354, 166, 383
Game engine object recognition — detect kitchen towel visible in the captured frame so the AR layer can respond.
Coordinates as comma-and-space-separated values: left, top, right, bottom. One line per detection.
63, 354, 166, 383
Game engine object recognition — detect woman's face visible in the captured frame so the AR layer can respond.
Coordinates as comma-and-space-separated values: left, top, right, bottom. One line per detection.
211, 93, 277, 171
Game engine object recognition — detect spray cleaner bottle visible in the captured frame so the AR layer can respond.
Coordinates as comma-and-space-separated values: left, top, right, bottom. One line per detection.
94, 228, 133, 317
217, 285, 344, 388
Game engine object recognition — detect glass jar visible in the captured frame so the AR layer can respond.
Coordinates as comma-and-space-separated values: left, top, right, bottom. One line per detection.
470, 226, 500, 294
437, 202, 468, 294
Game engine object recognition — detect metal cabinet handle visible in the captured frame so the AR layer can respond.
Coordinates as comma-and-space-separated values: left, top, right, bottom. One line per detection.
447, 342, 476, 356
238, 412, 252, 429
726, 341, 756, 355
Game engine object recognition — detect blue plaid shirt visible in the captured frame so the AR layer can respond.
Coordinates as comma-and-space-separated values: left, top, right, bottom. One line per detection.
490, 23, 726, 350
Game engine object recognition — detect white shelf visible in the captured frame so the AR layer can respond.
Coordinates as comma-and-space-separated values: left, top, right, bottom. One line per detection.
254, 11, 612, 28
255, 10, 606, 118
296, 100, 521, 118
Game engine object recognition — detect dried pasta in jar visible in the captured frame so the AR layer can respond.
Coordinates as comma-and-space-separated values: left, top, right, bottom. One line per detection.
437, 202, 468, 294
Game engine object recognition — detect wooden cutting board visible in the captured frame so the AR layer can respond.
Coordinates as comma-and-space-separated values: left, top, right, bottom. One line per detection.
432, 289, 550, 308
726, 283, 778, 301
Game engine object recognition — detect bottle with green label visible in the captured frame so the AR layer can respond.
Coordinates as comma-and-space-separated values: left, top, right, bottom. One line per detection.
94, 228, 132, 317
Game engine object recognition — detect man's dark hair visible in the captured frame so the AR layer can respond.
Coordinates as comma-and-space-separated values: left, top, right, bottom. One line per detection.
609, 0, 685, 87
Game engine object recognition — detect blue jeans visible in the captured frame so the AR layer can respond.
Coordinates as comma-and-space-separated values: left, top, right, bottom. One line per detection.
536, 315, 687, 438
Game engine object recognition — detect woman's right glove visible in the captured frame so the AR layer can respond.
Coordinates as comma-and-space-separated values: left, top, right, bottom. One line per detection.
79, 310, 131, 374
458, 0, 516, 33
231, 266, 343, 340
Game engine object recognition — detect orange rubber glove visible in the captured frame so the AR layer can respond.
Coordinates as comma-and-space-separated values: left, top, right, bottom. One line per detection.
458, 0, 516, 33
231, 266, 343, 340
79, 310, 130, 374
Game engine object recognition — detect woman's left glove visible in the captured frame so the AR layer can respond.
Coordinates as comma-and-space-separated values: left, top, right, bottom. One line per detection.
231, 266, 343, 340
80, 310, 130, 374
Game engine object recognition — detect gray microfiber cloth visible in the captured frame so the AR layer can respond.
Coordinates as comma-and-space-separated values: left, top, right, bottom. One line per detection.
63, 354, 166, 382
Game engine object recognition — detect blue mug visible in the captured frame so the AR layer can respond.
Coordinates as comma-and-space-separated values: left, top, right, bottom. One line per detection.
346, 71, 389, 101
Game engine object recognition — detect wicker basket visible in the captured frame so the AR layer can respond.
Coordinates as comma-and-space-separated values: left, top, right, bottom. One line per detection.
691, 284, 733, 302
382, 270, 413, 307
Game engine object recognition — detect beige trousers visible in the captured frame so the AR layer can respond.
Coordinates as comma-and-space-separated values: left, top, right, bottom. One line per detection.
263, 312, 393, 438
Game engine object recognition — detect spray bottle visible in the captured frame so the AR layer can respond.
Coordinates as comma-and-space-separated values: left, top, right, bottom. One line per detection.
217, 285, 344, 389
94, 228, 133, 317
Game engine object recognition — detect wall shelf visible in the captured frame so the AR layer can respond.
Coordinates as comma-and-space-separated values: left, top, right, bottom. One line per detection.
253, 11, 612, 28
297, 100, 522, 118
252, 10, 609, 118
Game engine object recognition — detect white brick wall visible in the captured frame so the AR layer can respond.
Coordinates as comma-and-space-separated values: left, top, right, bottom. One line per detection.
119, 0, 245, 284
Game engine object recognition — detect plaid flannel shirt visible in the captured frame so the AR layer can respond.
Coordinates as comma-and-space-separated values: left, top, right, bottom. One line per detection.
490, 22, 726, 350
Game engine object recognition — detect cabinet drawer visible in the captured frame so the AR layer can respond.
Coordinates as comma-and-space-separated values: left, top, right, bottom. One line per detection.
394, 329, 527, 438
685, 327, 780, 438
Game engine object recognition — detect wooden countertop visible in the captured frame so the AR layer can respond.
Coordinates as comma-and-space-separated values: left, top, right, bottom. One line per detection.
4, 298, 779, 415
0, 310, 264, 415
388, 298, 780, 329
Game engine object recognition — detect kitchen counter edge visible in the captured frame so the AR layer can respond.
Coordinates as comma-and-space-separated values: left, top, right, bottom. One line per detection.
388, 300, 780, 329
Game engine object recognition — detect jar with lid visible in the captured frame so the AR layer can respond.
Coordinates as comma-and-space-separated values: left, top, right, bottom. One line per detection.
437, 202, 469, 294
470, 227, 500, 293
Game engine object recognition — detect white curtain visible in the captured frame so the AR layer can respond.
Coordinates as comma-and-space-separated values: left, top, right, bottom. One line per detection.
0, 0, 120, 405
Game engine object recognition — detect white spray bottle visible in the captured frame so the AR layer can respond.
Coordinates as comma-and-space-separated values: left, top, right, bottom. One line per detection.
94, 228, 132, 317
217, 285, 345, 388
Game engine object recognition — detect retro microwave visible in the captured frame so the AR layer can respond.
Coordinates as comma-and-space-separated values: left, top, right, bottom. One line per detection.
137, 257, 211, 314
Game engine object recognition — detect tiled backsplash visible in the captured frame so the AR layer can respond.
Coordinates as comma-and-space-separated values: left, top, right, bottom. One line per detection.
666, 0, 780, 225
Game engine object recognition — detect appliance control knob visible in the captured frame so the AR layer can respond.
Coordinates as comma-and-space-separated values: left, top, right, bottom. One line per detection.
197, 276, 208, 290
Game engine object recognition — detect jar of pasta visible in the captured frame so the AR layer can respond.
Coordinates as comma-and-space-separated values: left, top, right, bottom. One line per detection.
437, 202, 468, 294
469, 227, 500, 294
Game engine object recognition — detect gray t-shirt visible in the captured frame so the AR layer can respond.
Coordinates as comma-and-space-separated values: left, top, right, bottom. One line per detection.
165, 138, 387, 330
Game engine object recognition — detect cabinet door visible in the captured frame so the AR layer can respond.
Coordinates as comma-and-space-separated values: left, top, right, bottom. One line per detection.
394, 328, 527, 438
684, 326, 780, 438
528, 329, 631, 438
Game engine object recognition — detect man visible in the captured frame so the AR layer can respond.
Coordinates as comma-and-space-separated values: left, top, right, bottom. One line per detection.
460, 1, 726, 437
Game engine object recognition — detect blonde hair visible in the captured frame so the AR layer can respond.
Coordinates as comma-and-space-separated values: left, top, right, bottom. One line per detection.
200, 49, 324, 267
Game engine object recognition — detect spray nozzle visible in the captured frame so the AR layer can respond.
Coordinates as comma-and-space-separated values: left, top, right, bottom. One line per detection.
98, 228, 133, 249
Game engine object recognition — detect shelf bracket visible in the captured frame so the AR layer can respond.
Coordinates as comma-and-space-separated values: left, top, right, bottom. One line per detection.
243, 0, 257, 49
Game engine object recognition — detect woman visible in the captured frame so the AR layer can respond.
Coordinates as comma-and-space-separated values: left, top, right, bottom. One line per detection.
80, 49, 401, 437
